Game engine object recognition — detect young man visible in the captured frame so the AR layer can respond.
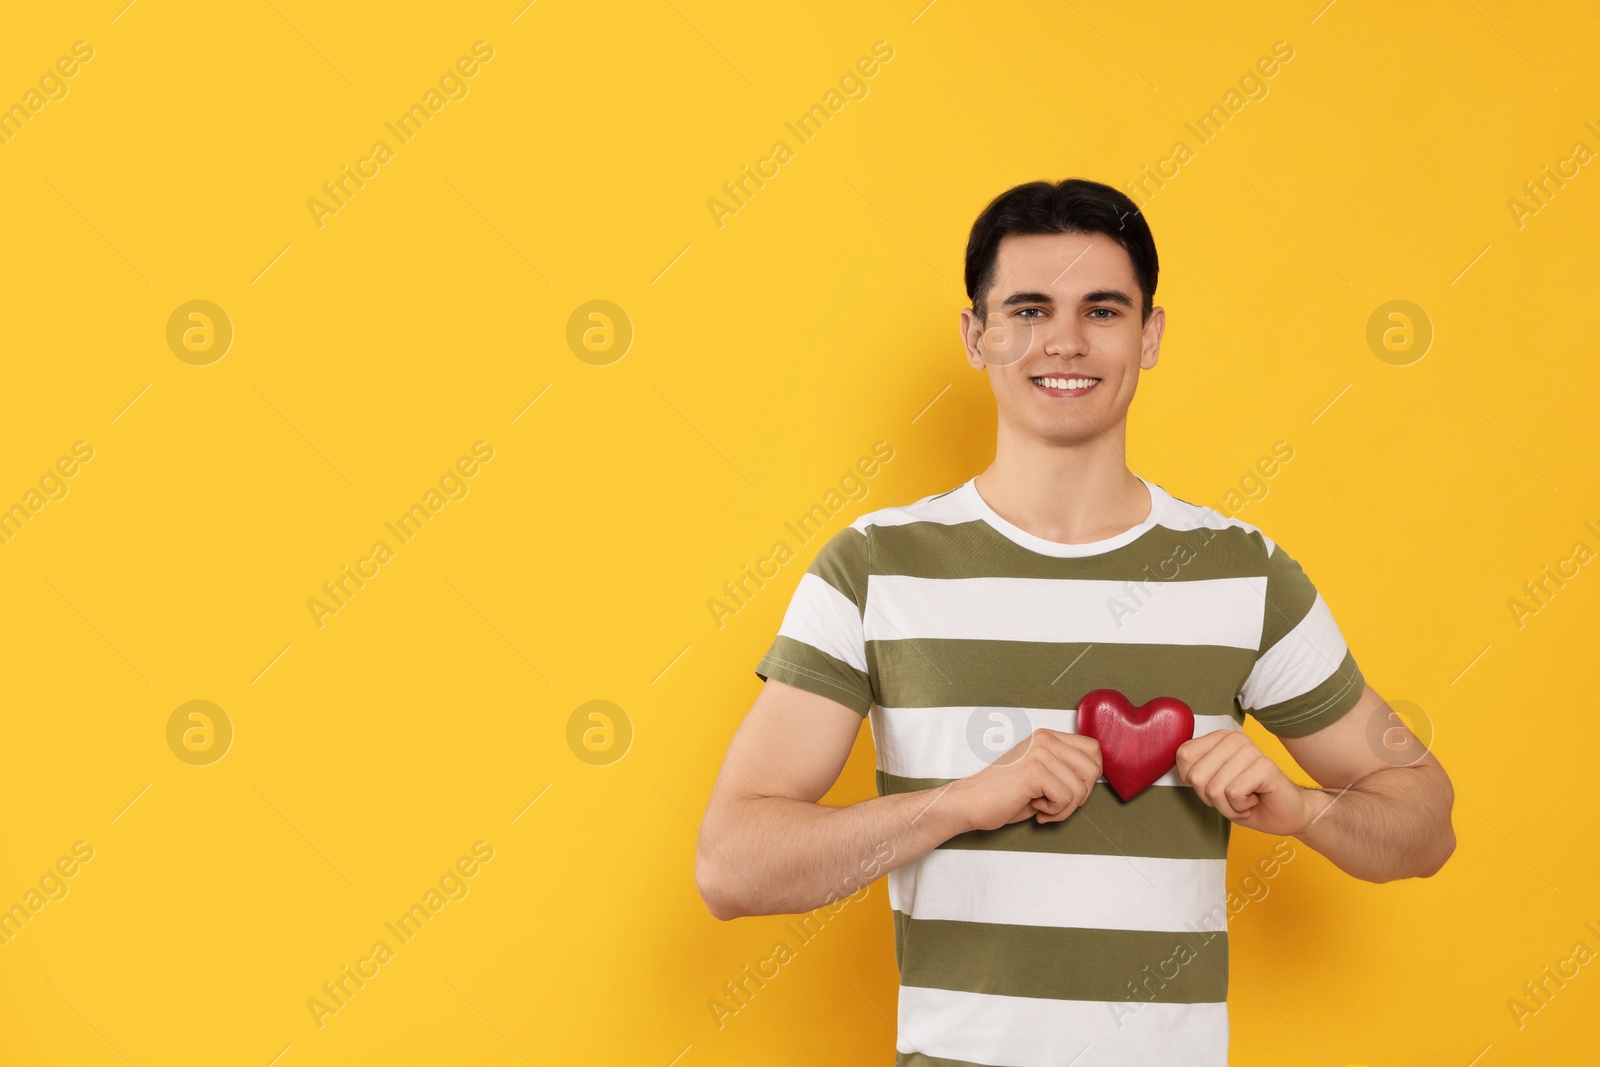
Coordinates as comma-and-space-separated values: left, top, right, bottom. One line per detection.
696, 178, 1455, 1066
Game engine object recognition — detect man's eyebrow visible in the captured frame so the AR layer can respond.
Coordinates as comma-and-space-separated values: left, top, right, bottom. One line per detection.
998, 288, 1136, 309
998, 290, 1054, 308
1081, 288, 1136, 309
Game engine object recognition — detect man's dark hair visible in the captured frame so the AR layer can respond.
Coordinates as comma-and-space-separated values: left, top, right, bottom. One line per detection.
964, 178, 1158, 325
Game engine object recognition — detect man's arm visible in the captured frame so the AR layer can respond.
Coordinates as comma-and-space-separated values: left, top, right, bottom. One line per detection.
695, 680, 966, 920
1280, 683, 1456, 883
1177, 683, 1455, 883
696, 679, 1104, 919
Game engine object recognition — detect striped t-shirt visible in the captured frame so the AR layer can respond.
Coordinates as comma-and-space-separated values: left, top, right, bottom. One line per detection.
754, 472, 1366, 1067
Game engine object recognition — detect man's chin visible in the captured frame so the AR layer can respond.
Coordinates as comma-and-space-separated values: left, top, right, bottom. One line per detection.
1003, 417, 1107, 447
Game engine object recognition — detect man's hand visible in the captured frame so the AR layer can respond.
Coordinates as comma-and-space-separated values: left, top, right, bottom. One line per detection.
951, 729, 1103, 832
1175, 729, 1317, 836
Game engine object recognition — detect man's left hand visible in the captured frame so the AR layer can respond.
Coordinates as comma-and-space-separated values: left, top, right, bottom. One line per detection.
1174, 729, 1320, 836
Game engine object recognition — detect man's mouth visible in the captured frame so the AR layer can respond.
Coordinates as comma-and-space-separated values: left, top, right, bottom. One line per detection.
1030, 375, 1101, 396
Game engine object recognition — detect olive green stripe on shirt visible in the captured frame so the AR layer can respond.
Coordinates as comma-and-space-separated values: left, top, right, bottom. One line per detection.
1256, 540, 1324, 653
877, 774, 1230, 860
869, 638, 1254, 716
755, 639, 872, 715
896, 915, 1229, 1003
807, 523, 869, 607
869, 517, 1268, 582
896, 1054, 1005, 1067
1249, 646, 1365, 738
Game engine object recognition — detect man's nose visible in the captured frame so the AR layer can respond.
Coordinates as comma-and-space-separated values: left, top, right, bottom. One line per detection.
1039, 317, 1084, 357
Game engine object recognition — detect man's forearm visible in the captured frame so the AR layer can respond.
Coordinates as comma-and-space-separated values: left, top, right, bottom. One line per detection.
699, 781, 973, 918
1293, 761, 1456, 882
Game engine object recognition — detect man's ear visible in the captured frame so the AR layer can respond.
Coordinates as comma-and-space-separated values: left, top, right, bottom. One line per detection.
958, 306, 987, 371
1140, 305, 1166, 370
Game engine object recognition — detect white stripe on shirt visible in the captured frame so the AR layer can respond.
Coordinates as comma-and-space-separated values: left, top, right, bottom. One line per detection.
896, 985, 1228, 1067
862, 574, 1267, 648
888, 850, 1229, 934
869, 705, 1239, 782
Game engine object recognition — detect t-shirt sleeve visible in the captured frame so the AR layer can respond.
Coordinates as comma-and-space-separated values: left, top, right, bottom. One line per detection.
753, 524, 874, 716
1237, 536, 1366, 738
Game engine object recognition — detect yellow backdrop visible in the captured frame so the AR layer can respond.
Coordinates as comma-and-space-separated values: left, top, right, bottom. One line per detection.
0, 1, 1595, 1064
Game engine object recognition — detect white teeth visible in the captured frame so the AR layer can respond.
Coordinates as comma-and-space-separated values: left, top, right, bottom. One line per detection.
1031, 376, 1100, 390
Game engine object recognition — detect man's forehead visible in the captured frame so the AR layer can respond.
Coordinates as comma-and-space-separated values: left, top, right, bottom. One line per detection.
992, 232, 1132, 288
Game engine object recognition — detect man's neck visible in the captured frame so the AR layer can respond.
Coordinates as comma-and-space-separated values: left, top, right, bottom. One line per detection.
974, 431, 1150, 546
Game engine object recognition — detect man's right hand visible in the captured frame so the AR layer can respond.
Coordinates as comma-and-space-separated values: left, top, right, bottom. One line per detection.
953, 729, 1104, 832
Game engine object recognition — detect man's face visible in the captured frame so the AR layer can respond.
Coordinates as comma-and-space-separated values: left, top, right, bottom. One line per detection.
959, 231, 1164, 446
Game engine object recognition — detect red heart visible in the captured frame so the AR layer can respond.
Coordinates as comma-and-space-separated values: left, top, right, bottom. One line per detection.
1076, 689, 1196, 801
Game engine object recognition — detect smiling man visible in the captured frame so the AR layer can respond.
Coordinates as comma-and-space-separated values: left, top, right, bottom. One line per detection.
695, 178, 1456, 1066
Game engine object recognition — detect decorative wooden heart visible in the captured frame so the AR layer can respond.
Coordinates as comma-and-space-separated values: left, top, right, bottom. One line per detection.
1076, 689, 1196, 801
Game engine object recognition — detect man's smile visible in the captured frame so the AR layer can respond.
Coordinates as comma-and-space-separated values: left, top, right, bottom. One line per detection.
1029, 374, 1101, 397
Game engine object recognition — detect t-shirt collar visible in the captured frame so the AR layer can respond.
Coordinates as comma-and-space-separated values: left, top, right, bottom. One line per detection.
961, 473, 1165, 558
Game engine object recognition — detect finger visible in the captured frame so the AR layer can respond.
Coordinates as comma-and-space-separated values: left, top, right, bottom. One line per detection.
1062, 734, 1104, 778
1006, 752, 1072, 816
1174, 729, 1227, 774
1028, 729, 1085, 768
1048, 744, 1100, 790
1004, 798, 1039, 825
1180, 730, 1246, 793
1222, 759, 1275, 814
1028, 758, 1086, 823
1177, 735, 1222, 783
1014, 739, 1099, 822
1033, 760, 1080, 816
1222, 755, 1273, 812
1205, 745, 1266, 820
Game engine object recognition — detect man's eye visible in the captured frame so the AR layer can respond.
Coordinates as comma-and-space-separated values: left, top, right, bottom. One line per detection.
1017, 307, 1043, 318
1089, 308, 1116, 319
